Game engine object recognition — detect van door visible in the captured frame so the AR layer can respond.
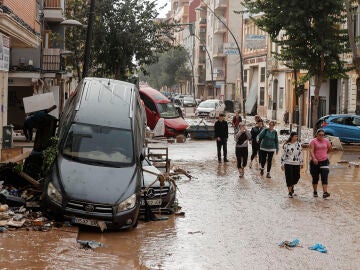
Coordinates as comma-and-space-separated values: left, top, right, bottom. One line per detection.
140, 93, 159, 129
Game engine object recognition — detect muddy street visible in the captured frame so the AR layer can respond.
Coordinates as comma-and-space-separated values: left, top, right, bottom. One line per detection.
1, 139, 360, 269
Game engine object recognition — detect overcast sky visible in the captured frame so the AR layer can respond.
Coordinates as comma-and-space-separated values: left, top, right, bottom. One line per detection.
156, 0, 171, 18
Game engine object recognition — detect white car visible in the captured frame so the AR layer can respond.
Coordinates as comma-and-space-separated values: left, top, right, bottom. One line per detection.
195, 99, 225, 118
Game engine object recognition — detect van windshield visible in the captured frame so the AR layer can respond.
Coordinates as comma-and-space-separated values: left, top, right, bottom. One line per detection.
156, 103, 180, 119
62, 123, 133, 167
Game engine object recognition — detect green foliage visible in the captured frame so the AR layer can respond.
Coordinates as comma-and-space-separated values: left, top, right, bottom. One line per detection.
140, 47, 192, 89
65, 0, 177, 81
243, 0, 351, 81
42, 137, 59, 176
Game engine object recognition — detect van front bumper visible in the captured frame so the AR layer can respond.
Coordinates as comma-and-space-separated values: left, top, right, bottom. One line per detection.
42, 196, 140, 230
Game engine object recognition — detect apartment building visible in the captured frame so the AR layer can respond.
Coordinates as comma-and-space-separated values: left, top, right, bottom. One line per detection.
8, 0, 73, 130
0, 0, 41, 146
201, 0, 242, 101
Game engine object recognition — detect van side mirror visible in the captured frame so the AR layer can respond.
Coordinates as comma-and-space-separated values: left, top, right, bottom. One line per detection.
152, 111, 157, 116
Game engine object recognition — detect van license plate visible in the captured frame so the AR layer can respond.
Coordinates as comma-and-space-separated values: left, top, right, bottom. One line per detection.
140, 199, 162, 206
72, 217, 99, 227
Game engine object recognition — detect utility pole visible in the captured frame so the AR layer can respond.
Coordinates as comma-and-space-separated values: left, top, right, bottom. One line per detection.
82, 0, 96, 79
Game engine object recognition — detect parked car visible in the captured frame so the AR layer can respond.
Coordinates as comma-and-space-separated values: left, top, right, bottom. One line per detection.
139, 86, 188, 137
42, 78, 145, 230
140, 158, 176, 215
183, 95, 197, 107
195, 99, 225, 118
315, 114, 360, 143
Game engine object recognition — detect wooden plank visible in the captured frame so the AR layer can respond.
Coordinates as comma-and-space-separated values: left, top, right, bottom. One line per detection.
19, 172, 41, 188
1, 149, 30, 164
1, 147, 23, 162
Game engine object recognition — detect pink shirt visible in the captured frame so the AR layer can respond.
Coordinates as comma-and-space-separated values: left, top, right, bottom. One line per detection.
310, 138, 331, 161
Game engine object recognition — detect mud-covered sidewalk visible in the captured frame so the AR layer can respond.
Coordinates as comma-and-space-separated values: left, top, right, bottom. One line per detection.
1, 138, 360, 270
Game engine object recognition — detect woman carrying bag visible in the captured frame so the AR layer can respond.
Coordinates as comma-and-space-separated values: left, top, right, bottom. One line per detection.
281, 132, 304, 198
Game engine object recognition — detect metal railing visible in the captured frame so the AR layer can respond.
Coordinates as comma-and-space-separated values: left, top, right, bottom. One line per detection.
42, 48, 61, 71
44, 0, 61, 8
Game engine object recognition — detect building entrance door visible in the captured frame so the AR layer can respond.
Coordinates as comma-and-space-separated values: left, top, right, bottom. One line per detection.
329, 79, 338, 114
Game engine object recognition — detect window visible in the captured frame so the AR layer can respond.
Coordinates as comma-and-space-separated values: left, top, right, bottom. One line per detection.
260, 87, 265, 106
353, 117, 360, 126
140, 93, 157, 112
332, 117, 347, 125
260, 67, 266, 82
62, 124, 133, 167
244, 70, 248, 84
156, 103, 180, 119
279, 87, 284, 109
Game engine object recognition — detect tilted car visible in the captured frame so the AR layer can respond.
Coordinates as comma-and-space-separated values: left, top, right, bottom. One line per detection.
195, 99, 225, 118
42, 78, 145, 230
315, 114, 360, 143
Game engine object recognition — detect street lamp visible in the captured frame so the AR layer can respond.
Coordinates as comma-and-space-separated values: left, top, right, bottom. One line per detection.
197, 1, 246, 118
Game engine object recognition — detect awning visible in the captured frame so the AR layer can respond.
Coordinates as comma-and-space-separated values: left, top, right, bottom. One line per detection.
245, 83, 258, 114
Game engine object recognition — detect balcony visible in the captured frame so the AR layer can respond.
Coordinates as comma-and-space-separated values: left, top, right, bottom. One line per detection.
199, 18, 207, 25
43, 0, 64, 22
42, 48, 61, 72
214, 20, 226, 34
214, 68, 225, 81
214, 0, 227, 11
213, 46, 225, 58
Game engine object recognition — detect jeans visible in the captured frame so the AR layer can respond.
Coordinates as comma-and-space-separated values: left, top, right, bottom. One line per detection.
217, 138, 227, 160
250, 142, 260, 162
259, 150, 275, 172
235, 147, 248, 168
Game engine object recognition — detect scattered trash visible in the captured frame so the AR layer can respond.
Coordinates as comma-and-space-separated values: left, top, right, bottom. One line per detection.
309, 243, 328, 253
176, 135, 187, 143
77, 240, 105, 249
278, 239, 301, 249
349, 162, 360, 168
337, 160, 349, 164
0, 204, 9, 212
188, 231, 204, 235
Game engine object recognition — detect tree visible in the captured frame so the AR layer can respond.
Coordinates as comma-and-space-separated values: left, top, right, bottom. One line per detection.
243, 0, 350, 131
65, 0, 176, 81
140, 47, 192, 90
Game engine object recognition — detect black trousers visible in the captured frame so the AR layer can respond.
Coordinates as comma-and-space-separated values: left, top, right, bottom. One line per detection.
217, 138, 227, 160
259, 150, 275, 172
250, 142, 260, 161
23, 121, 33, 141
284, 164, 300, 187
235, 147, 248, 168
310, 159, 329, 185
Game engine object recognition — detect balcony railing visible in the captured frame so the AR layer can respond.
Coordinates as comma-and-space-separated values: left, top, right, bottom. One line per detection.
214, 0, 227, 10
214, 20, 226, 33
44, 0, 61, 8
42, 48, 61, 71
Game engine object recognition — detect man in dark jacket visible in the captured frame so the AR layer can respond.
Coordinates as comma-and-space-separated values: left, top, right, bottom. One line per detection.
215, 113, 229, 162
249, 119, 264, 168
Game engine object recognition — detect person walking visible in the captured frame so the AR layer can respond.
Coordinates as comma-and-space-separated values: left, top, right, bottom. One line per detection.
215, 113, 229, 163
281, 132, 303, 198
249, 119, 264, 168
235, 122, 251, 177
232, 111, 242, 135
309, 129, 332, 198
256, 120, 279, 178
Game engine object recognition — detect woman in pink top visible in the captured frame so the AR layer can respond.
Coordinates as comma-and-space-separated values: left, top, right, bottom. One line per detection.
309, 129, 332, 198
